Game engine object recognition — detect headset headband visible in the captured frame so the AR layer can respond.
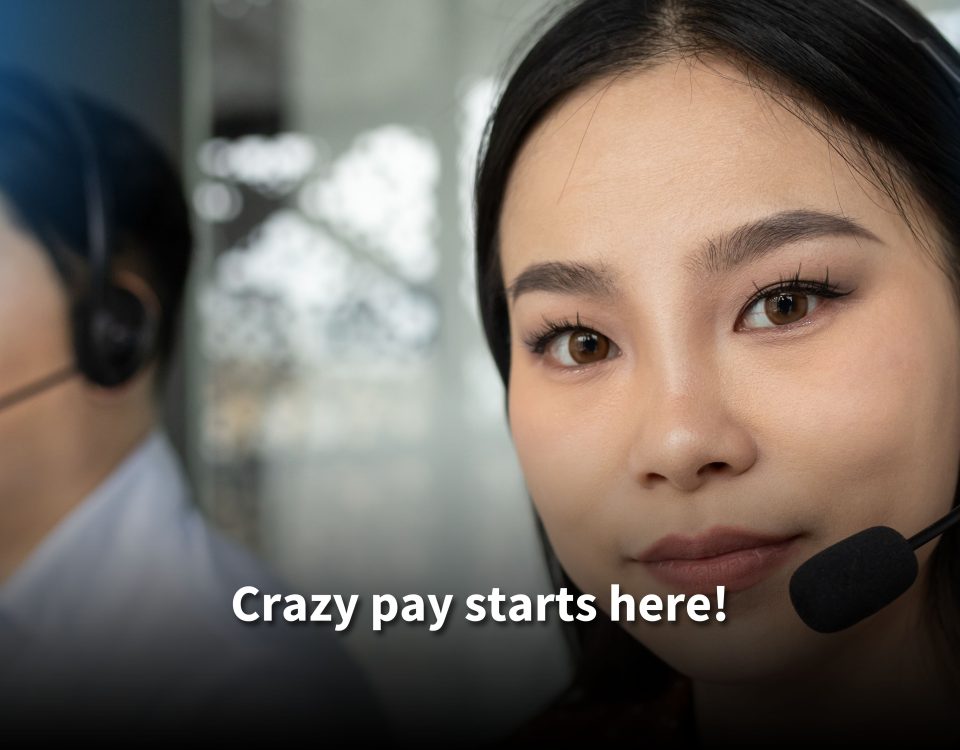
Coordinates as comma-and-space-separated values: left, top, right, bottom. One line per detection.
854, 0, 960, 92
47, 86, 113, 309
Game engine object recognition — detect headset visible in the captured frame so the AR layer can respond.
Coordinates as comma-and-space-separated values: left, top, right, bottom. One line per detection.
0, 77, 158, 412
855, 0, 960, 91
59, 89, 158, 389
791, 1, 960, 633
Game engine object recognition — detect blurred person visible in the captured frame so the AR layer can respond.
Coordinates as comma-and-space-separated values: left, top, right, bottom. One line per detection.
0, 68, 376, 737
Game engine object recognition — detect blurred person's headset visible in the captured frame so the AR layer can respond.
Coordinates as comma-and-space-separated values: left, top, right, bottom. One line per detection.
60, 88, 158, 388
0, 75, 158, 411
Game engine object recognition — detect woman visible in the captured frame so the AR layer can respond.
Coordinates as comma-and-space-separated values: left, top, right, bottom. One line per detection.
475, 0, 960, 745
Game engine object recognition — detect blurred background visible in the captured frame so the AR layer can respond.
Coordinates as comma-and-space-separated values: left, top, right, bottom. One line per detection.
1, 0, 958, 742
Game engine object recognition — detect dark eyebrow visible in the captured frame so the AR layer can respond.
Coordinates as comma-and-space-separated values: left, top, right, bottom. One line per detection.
687, 209, 881, 276
506, 209, 880, 303
507, 260, 616, 302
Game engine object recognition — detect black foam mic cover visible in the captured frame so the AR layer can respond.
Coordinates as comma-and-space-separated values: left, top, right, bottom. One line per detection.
789, 526, 918, 634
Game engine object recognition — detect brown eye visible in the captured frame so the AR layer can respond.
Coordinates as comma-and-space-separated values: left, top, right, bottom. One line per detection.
547, 329, 618, 367
764, 293, 808, 325
570, 331, 609, 363
742, 292, 820, 329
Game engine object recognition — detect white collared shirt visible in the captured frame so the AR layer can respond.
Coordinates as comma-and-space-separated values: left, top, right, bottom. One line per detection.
0, 430, 375, 732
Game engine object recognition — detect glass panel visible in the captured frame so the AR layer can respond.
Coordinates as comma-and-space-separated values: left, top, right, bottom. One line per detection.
183, 0, 569, 740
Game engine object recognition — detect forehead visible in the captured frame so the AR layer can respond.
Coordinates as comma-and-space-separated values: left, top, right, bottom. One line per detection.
499, 58, 916, 280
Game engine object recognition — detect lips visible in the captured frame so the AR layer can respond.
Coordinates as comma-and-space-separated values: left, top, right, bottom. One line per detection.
633, 526, 802, 594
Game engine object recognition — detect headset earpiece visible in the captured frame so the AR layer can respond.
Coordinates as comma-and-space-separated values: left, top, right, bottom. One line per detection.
0, 74, 164, 411
72, 284, 156, 389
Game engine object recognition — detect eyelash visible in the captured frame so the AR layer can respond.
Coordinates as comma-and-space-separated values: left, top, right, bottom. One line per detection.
524, 312, 599, 354
522, 265, 856, 355
737, 265, 855, 328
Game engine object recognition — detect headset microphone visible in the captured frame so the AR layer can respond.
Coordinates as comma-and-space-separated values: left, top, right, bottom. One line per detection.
789, 506, 960, 633
0, 366, 78, 413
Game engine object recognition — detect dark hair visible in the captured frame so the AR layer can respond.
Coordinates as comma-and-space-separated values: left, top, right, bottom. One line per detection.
0, 68, 192, 374
474, 0, 960, 732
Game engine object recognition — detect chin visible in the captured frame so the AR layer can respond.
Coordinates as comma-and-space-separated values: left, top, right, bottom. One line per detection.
622, 599, 828, 685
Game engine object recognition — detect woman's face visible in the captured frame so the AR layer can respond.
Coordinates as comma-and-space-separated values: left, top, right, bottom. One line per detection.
499, 59, 960, 683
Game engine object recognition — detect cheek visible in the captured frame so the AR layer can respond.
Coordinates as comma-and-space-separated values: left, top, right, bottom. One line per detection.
745, 279, 960, 538
0, 252, 72, 386
0, 244, 74, 473
507, 362, 628, 573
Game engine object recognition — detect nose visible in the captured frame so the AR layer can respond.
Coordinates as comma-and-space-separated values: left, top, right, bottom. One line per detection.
629, 381, 758, 493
